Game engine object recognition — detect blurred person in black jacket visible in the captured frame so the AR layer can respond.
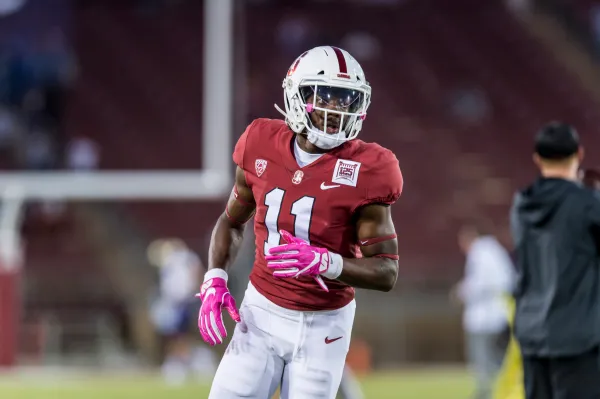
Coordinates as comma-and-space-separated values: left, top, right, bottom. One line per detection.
510, 122, 600, 399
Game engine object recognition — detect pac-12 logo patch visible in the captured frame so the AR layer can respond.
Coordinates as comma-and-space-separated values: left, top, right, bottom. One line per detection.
255, 159, 267, 177
332, 159, 361, 187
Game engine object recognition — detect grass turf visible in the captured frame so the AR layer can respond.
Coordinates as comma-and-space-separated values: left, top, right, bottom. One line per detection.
0, 368, 473, 398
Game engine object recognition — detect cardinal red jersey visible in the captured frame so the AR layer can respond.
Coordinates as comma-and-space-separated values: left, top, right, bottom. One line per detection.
233, 118, 403, 311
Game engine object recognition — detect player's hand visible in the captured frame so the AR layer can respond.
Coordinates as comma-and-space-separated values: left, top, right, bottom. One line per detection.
265, 230, 342, 292
195, 269, 241, 346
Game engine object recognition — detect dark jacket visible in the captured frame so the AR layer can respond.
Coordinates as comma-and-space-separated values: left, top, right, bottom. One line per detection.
511, 177, 600, 356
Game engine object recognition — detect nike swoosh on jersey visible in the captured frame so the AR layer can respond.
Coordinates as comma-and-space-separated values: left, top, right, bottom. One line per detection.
320, 182, 341, 190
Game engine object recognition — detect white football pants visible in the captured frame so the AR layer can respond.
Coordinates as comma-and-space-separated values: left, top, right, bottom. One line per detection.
209, 282, 356, 399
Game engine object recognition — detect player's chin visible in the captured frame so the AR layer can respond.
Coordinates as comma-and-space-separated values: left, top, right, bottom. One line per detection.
318, 122, 340, 135
325, 126, 340, 134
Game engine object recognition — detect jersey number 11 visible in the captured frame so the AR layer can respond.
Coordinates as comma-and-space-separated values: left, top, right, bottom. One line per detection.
263, 188, 316, 255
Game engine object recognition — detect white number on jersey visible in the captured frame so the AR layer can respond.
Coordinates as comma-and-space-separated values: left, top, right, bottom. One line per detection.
263, 188, 315, 255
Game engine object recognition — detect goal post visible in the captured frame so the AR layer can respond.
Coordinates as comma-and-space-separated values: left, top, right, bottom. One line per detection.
0, 185, 24, 367
0, 171, 231, 201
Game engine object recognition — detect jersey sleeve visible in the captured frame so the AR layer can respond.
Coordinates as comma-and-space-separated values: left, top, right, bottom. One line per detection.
362, 150, 403, 206
232, 119, 258, 171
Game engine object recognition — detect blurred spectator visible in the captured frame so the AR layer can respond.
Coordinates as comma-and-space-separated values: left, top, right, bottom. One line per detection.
276, 14, 314, 56
31, 26, 77, 149
448, 86, 491, 125
20, 86, 65, 223
592, 5, 600, 50
0, 51, 10, 103
20, 87, 62, 171
23, 127, 55, 170
37, 200, 67, 226
451, 220, 515, 399
5, 44, 35, 108
66, 136, 100, 171
0, 104, 22, 151
31, 27, 77, 90
148, 238, 216, 385
21, 88, 51, 130
0, 0, 26, 16
506, 0, 530, 14
340, 32, 381, 62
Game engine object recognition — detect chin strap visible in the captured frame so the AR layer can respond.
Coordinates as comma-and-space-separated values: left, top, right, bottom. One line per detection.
274, 103, 287, 118
275, 102, 305, 135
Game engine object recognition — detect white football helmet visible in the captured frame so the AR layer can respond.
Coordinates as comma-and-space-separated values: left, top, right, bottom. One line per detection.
275, 46, 372, 150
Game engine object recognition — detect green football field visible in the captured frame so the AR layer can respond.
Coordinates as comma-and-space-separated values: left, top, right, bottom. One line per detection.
0, 368, 473, 399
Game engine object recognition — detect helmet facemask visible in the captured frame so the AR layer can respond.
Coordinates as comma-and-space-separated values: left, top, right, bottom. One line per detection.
278, 78, 371, 150
299, 84, 368, 149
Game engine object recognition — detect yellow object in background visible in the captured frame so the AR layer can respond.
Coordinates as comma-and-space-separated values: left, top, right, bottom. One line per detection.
493, 297, 524, 399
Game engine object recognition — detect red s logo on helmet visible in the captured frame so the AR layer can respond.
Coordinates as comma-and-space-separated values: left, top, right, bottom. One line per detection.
287, 51, 309, 76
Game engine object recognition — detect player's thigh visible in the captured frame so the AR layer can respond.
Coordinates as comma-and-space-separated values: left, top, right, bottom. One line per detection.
209, 306, 283, 399
551, 347, 600, 399
281, 301, 356, 399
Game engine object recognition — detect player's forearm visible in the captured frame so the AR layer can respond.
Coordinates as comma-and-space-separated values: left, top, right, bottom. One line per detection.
337, 257, 398, 292
207, 212, 245, 272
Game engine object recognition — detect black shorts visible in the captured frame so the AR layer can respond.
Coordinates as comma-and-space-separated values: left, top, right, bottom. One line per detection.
523, 347, 600, 399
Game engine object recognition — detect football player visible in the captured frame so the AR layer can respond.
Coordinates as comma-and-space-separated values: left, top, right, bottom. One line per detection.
196, 46, 403, 399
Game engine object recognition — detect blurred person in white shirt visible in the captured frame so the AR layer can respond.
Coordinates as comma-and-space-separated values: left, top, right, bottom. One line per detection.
451, 220, 516, 399
66, 136, 99, 171
149, 238, 216, 385
0, 105, 21, 150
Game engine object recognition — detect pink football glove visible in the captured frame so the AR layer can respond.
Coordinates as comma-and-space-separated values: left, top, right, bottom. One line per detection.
195, 269, 241, 346
265, 230, 343, 292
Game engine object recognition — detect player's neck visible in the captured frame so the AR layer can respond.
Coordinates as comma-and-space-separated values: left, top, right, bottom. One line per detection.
295, 134, 328, 154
